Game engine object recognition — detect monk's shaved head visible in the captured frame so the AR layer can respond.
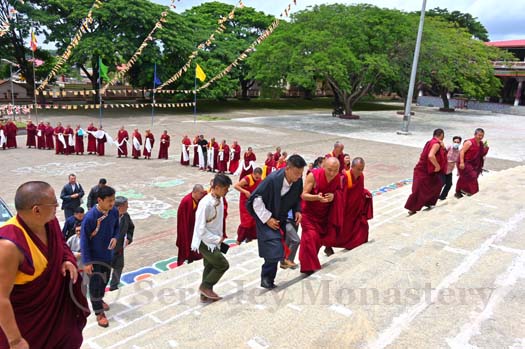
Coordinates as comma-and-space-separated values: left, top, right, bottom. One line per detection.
15, 181, 53, 211
324, 157, 340, 181
325, 157, 339, 168
352, 157, 365, 167
192, 184, 204, 193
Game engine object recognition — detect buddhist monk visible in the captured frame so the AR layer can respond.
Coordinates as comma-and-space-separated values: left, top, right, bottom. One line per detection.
325, 141, 345, 172
217, 140, 230, 173
298, 157, 340, 274
229, 140, 241, 174
63, 124, 74, 155
207, 137, 219, 172
159, 130, 170, 160
273, 146, 281, 162
54, 122, 65, 155
234, 167, 263, 245
0, 122, 6, 150
176, 184, 206, 266
275, 152, 288, 170
192, 135, 200, 167
326, 157, 373, 251
116, 126, 129, 158
75, 124, 84, 155
96, 126, 106, 156
263, 152, 275, 179
131, 128, 142, 159
36, 121, 46, 149
5, 120, 18, 149
0, 181, 89, 348
143, 129, 154, 159
240, 146, 256, 178
44, 121, 54, 150
25, 120, 37, 148
180, 135, 191, 165
455, 128, 490, 198
404, 128, 447, 215
87, 122, 98, 154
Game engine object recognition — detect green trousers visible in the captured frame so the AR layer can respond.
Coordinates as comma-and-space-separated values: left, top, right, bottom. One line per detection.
199, 242, 229, 290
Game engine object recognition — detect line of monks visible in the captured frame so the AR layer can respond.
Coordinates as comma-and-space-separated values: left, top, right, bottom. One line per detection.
176, 141, 374, 276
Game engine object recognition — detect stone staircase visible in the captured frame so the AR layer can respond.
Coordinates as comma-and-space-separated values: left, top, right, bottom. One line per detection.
82, 166, 525, 349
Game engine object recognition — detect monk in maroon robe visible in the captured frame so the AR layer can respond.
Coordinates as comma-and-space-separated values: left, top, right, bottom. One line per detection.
456, 128, 489, 197
273, 146, 281, 162
54, 122, 65, 155
75, 125, 85, 155
44, 122, 54, 150
405, 128, 448, 214
25, 120, 37, 148
0, 181, 89, 349
263, 152, 275, 178
229, 140, 241, 174
176, 185, 206, 266
240, 147, 256, 178
143, 130, 154, 159
325, 141, 346, 173
158, 130, 170, 160
299, 158, 340, 274
192, 135, 200, 167
0, 123, 6, 150
87, 122, 97, 154
116, 126, 129, 158
234, 168, 263, 244
97, 127, 107, 156
5, 120, 18, 149
216, 140, 230, 173
63, 124, 74, 155
180, 135, 191, 165
207, 137, 219, 171
131, 128, 142, 159
325, 157, 373, 250
36, 121, 46, 149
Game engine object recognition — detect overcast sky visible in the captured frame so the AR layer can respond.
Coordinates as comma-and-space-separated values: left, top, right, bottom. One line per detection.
153, 0, 525, 42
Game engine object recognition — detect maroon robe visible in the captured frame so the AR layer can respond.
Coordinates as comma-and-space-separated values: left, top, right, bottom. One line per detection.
180, 137, 191, 165
143, 133, 154, 159
217, 144, 230, 173
404, 138, 447, 212
273, 151, 281, 162
236, 174, 262, 243
176, 193, 202, 266
240, 152, 256, 178
37, 123, 46, 149
75, 127, 84, 154
325, 170, 373, 250
45, 126, 54, 149
0, 125, 5, 150
117, 130, 129, 157
5, 122, 17, 148
299, 168, 340, 273
264, 158, 275, 177
456, 138, 489, 196
54, 126, 65, 154
159, 134, 170, 160
132, 132, 142, 159
87, 126, 97, 153
0, 216, 89, 348
192, 137, 199, 166
97, 134, 106, 156
26, 123, 37, 148
229, 144, 241, 174
207, 141, 219, 171
63, 127, 74, 155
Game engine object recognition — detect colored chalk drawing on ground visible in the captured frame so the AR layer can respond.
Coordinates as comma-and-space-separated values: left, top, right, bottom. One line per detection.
117, 189, 145, 200
128, 198, 172, 220
11, 161, 116, 176
153, 179, 185, 188
159, 209, 178, 219
114, 179, 414, 287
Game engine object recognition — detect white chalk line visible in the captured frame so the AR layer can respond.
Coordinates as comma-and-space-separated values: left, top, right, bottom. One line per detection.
368, 209, 525, 349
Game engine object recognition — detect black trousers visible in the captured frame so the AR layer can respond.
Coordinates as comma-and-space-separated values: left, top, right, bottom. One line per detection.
261, 259, 279, 283
64, 208, 75, 220
89, 263, 111, 314
440, 173, 453, 199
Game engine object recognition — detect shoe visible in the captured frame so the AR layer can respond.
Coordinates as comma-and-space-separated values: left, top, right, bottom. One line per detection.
200, 294, 217, 303
301, 270, 315, 276
96, 312, 109, 328
454, 192, 463, 199
260, 279, 277, 289
109, 286, 118, 291
408, 210, 417, 216
324, 247, 335, 257
102, 301, 110, 311
199, 287, 221, 300
280, 262, 291, 270
287, 260, 299, 269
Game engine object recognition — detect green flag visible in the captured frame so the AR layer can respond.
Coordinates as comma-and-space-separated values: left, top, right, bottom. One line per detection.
99, 57, 109, 82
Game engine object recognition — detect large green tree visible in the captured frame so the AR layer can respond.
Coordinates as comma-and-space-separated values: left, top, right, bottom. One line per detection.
426, 7, 490, 42
248, 4, 414, 116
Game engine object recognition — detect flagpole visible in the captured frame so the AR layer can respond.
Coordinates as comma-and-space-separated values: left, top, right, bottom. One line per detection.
31, 37, 38, 123
98, 57, 103, 128
193, 74, 197, 124
151, 63, 156, 128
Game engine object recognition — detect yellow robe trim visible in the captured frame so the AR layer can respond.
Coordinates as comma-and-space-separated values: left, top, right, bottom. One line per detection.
5, 217, 48, 285
345, 170, 354, 189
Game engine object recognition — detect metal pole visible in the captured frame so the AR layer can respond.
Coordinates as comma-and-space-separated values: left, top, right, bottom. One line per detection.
193, 75, 197, 124
9, 64, 16, 121
31, 48, 38, 122
98, 58, 103, 128
399, 0, 427, 135
151, 63, 156, 127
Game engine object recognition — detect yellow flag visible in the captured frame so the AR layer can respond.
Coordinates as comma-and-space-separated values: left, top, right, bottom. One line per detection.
196, 64, 206, 82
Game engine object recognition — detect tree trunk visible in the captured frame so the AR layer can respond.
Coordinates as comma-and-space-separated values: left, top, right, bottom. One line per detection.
440, 89, 450, 109
239, 79, 252, 100
343, 95, 353, 116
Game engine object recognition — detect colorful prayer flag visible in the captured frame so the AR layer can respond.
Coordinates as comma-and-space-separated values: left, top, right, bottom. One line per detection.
30, 30, 37, 52
196, 64, 206, 82
99, 57, 110, 82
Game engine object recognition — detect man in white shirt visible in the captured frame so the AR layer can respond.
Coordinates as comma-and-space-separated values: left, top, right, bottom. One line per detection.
191, 174, 232, 302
